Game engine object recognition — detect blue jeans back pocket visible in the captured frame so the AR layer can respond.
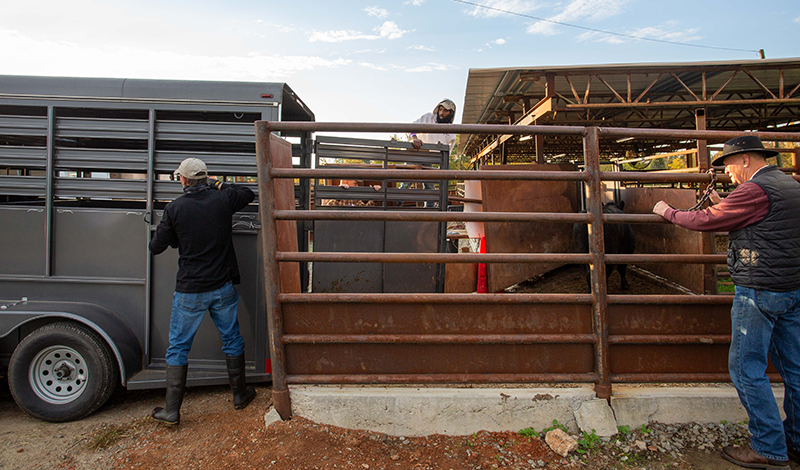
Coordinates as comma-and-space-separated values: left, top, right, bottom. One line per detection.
756, 290, 794, 316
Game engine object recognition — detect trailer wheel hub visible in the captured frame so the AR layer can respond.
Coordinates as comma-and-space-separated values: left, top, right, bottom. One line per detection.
29, 346, 89, 404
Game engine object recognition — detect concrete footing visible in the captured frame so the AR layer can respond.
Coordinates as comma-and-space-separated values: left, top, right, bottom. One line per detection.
283, 384, 786, 437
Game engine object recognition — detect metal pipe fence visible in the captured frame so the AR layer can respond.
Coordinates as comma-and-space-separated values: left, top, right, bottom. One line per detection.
257, 121, 800, 419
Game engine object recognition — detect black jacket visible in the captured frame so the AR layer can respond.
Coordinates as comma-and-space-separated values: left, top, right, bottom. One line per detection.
729, 165, 800, 292
149, 182, 255, 293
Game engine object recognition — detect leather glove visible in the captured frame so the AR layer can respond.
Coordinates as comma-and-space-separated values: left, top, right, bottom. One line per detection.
208, 178, 223, 190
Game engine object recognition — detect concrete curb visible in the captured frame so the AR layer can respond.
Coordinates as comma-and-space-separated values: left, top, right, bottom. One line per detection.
284, 384, 787, 437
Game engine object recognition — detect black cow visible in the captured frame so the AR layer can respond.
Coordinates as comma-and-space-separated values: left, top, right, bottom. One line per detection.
573, 201, 636, 292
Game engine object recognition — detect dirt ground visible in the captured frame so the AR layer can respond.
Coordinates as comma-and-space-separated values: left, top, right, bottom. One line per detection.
3, 374, 799, 470
507, 264, 690, 295
0, 262, 784, 470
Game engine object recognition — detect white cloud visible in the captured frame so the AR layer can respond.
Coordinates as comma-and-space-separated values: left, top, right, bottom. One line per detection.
405, 0, 425, 5
309, 29, 377, 43
0, 29, 351, 81
408, 45, 435, 51
526, 0, 631, 35
794, 16, 800, 24
308, 21, 408, 43
493, 38, 507, 45
365, 6, 389, 19
255, 19, 296, 33
359, 62, 388, 71
576, 22, 702, 44
375, 21, 409, 39
404, 63, 451, 73
465, 0, 541, 18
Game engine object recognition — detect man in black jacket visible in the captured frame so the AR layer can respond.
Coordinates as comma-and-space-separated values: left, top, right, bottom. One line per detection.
149, 157, 256, 425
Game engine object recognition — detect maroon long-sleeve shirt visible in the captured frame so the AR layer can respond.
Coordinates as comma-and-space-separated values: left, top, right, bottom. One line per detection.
662, 181, 769, 232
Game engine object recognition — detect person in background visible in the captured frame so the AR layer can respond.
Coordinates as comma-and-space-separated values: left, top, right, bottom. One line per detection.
653, 135, 800, 470
404, 99, 457, 207
409, 98, 457, 150
149, 158, 256, 425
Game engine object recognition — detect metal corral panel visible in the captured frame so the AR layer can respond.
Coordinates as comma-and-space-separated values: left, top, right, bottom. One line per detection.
383, 221, 439, 293
282, 301, 594, 377
621, 187, 707, 293
609, 344, 730, 375
148, 228, 263, 366
285, 343, 595, 376
0, 207, 46, 275
52, 208, 147, 278
481, 164, 579, 292
312, 221, 385, 293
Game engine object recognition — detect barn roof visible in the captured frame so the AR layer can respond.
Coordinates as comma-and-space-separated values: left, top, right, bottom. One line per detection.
461, 57, 800, 163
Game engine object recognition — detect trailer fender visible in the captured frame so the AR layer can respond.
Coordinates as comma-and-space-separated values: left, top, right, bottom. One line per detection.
0, 300, 142, 386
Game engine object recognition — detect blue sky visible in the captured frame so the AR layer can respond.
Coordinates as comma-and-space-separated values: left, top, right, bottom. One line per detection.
2, 0, 798, 128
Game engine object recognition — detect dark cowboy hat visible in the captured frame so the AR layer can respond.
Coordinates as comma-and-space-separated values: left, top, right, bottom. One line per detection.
711, 135, 779, 166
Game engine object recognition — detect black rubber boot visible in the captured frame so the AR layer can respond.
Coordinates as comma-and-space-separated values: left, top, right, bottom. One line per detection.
151, 364, 188, 425
226, 354, 256, 410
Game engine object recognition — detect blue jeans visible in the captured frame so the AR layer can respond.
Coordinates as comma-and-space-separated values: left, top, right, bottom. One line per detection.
165, 282, 246, 366
729, 285, 800, 460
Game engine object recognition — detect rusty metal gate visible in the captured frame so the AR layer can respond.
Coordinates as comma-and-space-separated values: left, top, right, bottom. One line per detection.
256, 122, 800, 419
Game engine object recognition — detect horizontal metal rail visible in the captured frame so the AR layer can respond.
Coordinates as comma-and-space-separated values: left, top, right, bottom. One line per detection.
609, 335, 730, 344
265, 122, 800, 143
276, 210, 592, 223
277, 293, 734, 304
612, 373, 784, 383
278, 209, 708, 225
278, 293, 595, 303
282, 334, 598, 344
286, 373, 600, 385
273, 167, 587, 181
276, 252, 725, 264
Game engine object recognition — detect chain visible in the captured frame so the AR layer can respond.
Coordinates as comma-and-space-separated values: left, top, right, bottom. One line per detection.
686, 168, 718, 211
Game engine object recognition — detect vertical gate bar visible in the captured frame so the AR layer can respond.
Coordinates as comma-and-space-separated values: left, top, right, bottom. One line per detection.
298, 131, 312, 293
256, 122, 291, 420
535, 134, 545, 164
144, 109, 156, 362
696, 109, 717, 294
44, 106, 54, 276
583, 126, 611, 399
437, 147, 449, 292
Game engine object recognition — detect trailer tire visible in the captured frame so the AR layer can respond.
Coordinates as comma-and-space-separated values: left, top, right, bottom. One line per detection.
8, 322, 118, 422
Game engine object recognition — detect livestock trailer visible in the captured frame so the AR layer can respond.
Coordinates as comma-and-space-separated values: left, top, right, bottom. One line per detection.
0, 75, 314, 421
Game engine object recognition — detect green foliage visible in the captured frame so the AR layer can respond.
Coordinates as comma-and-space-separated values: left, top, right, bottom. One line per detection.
449, 151, 472, 171
718, 282, 735, 293
639, 424, 651, 434
575, 429, 600, 455
616, 425, 631, 435
542, 419, 569, 435
519, 419, 568, 439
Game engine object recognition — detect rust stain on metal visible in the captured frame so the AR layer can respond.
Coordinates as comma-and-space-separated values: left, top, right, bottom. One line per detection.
480, 164, 579, 292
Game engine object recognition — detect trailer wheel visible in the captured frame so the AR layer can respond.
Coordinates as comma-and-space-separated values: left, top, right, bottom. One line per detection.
8, 322, 118, 422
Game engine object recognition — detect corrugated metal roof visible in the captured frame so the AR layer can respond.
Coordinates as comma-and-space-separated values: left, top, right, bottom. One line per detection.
461, 57, 800, 160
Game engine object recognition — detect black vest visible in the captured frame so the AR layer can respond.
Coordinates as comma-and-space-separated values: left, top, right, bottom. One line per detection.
728, 165, 800, 292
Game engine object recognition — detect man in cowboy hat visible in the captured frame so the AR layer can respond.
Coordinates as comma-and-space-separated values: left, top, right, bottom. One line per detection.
149, 158, 257, 425
654, 135, 800, 470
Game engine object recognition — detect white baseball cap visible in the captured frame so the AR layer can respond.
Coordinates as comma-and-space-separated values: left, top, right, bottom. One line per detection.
173, 158, 208, 178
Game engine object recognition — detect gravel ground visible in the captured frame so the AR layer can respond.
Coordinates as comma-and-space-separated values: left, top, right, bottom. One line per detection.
4, 370, 800, 470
